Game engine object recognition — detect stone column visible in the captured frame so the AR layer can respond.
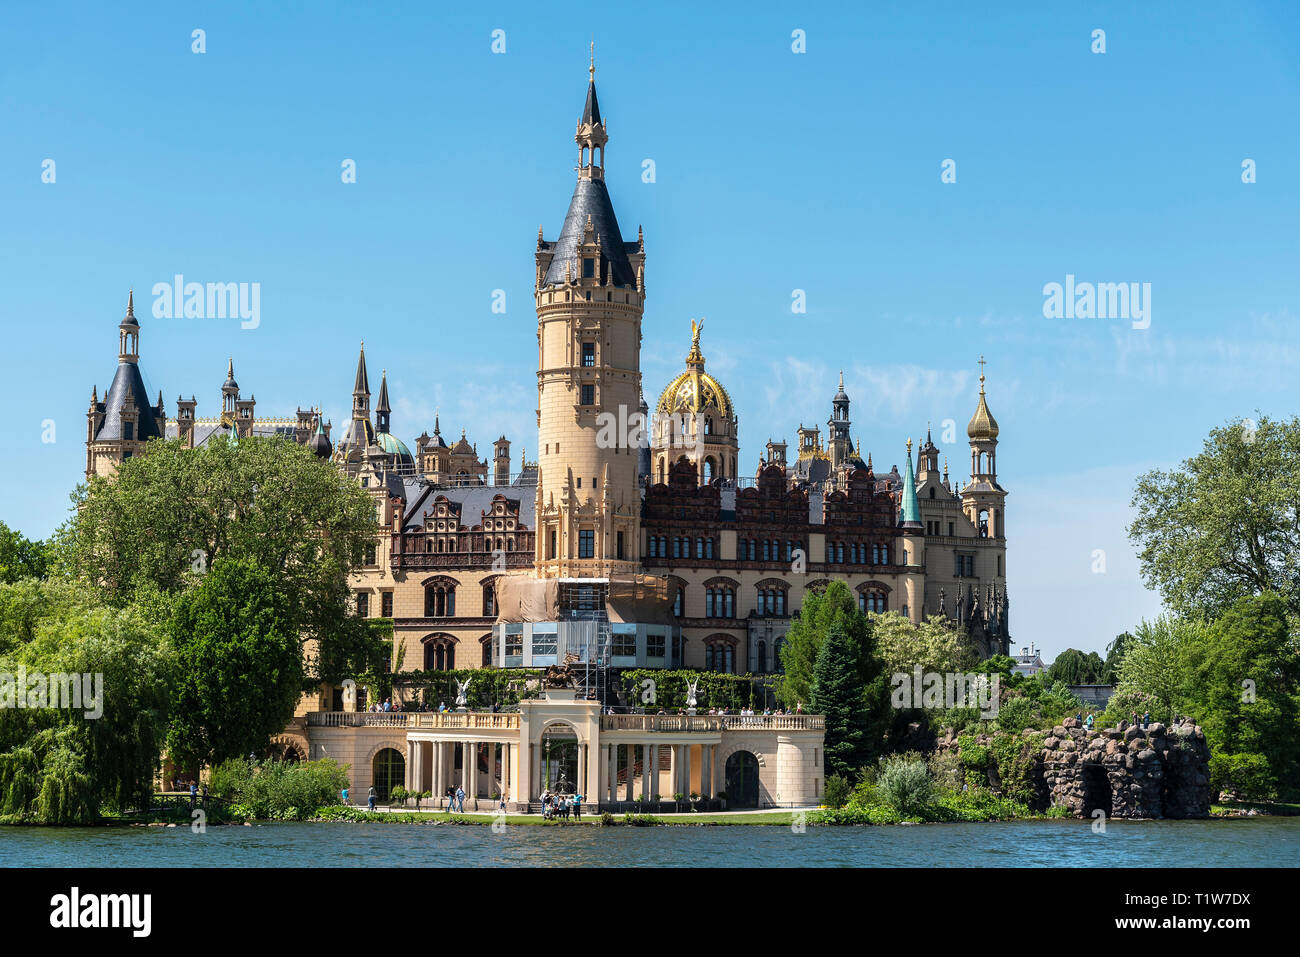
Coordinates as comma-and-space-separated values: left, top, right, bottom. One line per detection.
639, 744, 650, 799
624, 745, 634, 802
473, 743, 483, 806
606, 744, 617, 804
434, 742, 445, 804
668, 745, 678, 797
683, 744, 693, 798
650, 743, 660, 800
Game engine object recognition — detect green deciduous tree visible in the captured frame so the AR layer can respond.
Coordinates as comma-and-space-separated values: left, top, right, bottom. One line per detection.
1045, 648, 1106, 686
1129, 414, 1300, 619
63, 436, 385, 683
872, 612, 978, 677
166, 559, 304, 768
0, 580, 176, 822
0, 521, 51, 584
1185, 593, 1299, 800
1113, 614, 1203, 724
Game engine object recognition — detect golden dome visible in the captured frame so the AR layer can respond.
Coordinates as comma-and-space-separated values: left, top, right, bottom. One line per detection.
967, 372, 999, 440
656, 320, 734, 419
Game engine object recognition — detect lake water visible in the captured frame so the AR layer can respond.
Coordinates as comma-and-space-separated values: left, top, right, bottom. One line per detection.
2, 817, 1297, 867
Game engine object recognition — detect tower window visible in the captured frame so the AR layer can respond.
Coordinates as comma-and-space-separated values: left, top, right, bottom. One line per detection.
578, 529, 594, 558
582, 342, 595, 367
582, 258, 595, 278
581, 385, 595, 406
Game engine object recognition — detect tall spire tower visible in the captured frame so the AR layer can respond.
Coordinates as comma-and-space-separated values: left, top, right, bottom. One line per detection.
962, 356, 1006, 538
533, 54, 646, 576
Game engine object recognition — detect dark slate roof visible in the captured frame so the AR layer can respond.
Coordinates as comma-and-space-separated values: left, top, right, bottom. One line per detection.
95, 362, 163, 442
353, 348, 370, 395
582, 80, 601, 126
402, 482, 536, 532
541, 178, 637, 288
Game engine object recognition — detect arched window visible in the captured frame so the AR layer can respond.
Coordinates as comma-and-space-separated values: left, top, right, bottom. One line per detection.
705, 636, 737, 674
673, 586, 685, 617
422, 635, 457, 671
482, 582, 496, 617
858, 590, 887, 614
424, 581, 457, 617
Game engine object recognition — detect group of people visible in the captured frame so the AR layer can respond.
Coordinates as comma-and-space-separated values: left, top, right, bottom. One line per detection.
1129, 711, 1154, 729
541, 790, 582, 821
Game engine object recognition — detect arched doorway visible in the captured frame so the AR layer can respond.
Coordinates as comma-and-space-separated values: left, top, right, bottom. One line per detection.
540, 724, 579, 794
372, 748, 405, 801
725, 751, 760, 808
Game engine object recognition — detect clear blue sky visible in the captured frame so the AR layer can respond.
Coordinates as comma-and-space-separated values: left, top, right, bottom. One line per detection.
3, 1, 1298, 661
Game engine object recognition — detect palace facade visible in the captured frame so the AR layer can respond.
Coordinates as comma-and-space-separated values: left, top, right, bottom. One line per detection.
88, 60, 1009, 809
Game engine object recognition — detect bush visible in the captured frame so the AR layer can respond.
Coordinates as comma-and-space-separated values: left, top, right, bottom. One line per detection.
926, 750, 962, 792
995, 697, 1035, 734
207, 757, 350, 820
1210, 753, 1277, 801
823, 774, 853, 809
621, 813, 664, 826
599, 812, 615, 826
876, 753, 932, 816
812, 804, 903, 825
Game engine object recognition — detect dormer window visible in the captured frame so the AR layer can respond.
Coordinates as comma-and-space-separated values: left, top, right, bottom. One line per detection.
582, 258, 595, 278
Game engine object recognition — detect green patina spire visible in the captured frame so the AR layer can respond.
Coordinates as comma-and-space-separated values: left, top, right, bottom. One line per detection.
900, 438, 920, 527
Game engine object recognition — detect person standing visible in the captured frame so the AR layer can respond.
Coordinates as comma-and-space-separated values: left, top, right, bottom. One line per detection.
367, 786, 376, 811
572, 793, 582, 822
455, 785, 466, 813
341, 786, 349, 806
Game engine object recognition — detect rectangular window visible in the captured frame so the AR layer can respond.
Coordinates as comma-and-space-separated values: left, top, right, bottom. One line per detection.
646, 632, 665, 659
380, 592, 393, 617
581, 384, 595, 406
582, 257, 595, 278
123, 422, 134, 441
578, 529, 595, 558
548, 530, 557, 559
505, 625, 524, 658
356, 592, 369, 617
612, 625, 637, 658
531, 629, 558, 657
582, 341, 595, 367
616, 531, 624, 560
365, 544, 377, 565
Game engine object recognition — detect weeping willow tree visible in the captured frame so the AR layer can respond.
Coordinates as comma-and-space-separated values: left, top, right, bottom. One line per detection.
0, 580, 176, 823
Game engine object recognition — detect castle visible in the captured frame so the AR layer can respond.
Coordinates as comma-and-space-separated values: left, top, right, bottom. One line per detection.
85, 58, 1009, 810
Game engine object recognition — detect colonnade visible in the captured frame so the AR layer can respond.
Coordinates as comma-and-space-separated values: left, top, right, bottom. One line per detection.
407, 739, 517, 807
599, 741, 721, 803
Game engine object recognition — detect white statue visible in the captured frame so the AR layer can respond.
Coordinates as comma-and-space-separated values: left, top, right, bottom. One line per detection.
685, 677, 700, 711
455, 677, 471, 710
